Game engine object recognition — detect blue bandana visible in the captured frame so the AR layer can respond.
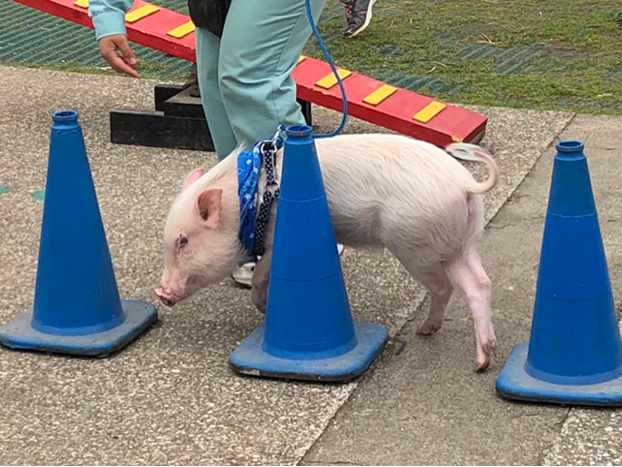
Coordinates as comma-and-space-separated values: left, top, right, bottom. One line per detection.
237, 136, 283, 257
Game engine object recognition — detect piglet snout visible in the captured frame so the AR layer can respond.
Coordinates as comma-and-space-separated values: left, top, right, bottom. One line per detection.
154, 286, 178, 307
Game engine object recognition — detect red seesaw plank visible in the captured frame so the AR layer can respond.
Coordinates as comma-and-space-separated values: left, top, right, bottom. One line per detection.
293, 56, 486, 145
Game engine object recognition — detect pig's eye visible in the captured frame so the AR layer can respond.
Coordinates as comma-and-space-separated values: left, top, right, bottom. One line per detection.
178, 236, 188, 248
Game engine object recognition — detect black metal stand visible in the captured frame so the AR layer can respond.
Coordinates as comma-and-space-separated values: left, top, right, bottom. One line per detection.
109, 80, 313, 152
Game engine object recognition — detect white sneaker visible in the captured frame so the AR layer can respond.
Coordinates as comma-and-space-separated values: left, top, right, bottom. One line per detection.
231, 261, 255, 288
232, 244, 345, 287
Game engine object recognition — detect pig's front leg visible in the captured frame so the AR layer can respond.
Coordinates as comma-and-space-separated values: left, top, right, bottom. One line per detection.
250, 249, 272, 314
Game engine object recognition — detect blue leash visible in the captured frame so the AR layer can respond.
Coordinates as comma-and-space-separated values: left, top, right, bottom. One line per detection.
304, 0, 349, 138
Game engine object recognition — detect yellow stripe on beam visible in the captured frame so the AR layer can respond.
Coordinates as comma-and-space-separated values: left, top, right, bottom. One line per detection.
363, 84, 397, 106
413, 101, 446, 123
125, 4, 159, 23
74, 0, 89, 8
167, 21, 195, 38
315, 69, 352, 89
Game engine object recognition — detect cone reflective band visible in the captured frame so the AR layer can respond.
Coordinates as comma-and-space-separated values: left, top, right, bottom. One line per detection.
0, 110, 157, 356
229, 125, 388, 381
496, 140, 622, 406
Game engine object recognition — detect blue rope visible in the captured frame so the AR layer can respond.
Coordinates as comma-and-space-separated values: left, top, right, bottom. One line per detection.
304, 0, 348, 138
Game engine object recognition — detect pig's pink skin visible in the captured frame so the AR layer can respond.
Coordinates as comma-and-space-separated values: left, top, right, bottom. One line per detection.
155, 134, 499, 372
154, 161, 249, 307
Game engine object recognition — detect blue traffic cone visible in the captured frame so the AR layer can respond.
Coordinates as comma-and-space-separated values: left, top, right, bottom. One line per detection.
496, 140, 622, 405
0, 110, 157, 356
229, 125, 388, 381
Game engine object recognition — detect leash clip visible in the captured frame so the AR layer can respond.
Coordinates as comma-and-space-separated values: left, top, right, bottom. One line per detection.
272, 124, 286, 144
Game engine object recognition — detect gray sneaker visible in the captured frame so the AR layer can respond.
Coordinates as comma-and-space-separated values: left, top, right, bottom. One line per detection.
341, 0, 376, 38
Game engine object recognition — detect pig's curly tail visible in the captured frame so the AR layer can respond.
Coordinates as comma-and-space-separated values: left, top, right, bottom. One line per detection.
445, 143, 500, 194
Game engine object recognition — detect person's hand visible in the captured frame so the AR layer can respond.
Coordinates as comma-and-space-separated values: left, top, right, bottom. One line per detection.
98, 34, 141, 78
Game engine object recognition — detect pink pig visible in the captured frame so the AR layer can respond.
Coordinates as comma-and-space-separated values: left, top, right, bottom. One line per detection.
155, 133, 499, 372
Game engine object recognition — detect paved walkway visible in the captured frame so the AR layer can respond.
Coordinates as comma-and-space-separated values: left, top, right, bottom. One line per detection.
0, 65, 620, 465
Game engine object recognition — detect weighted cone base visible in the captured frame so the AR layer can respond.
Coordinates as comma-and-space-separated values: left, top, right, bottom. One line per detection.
496, 342, 622, 406
0, 300, 157, 357
230, 321, 389, 382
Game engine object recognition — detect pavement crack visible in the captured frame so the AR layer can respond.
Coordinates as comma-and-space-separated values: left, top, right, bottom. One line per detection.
302, 461, 364, 466
488, 216, 544, 230
554, 114, 578, 143
537, 406, 572, 465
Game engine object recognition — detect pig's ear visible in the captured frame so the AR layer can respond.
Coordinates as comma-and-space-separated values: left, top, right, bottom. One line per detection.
197, 188, 223, 229
182, 168, 205, 191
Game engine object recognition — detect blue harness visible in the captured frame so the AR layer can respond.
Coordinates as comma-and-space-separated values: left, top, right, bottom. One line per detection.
237, 136, 283, 257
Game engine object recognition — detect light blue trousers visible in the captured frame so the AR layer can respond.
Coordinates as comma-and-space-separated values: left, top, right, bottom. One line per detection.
195, 0, 328, 160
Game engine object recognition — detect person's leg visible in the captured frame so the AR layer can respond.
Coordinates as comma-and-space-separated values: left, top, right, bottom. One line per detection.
217, 0, 328, 149
194, 26, 239, 160
216, 0, 341, 288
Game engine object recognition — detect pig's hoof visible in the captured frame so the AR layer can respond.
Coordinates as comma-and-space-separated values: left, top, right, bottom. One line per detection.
475, 358, 490, 372
250, 290, 267, 314
252, 299, 266, 314
474, 339, 496, 372
416, 318, 443, 336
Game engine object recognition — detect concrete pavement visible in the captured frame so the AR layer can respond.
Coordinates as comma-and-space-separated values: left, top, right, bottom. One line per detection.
0, 65, 620, 465
303, 114, 622, 466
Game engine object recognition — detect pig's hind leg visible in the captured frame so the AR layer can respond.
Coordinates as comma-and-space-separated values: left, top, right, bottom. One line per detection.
413, 267, 454, 336
446, 247, 496, 372
387, 247, 454, 336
